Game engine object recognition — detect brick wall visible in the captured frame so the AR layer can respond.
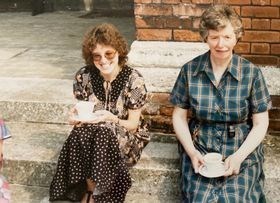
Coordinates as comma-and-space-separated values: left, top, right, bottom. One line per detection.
134, 0, 280, 66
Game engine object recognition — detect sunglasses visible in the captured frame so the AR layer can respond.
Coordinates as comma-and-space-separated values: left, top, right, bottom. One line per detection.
92, 51, 117, 62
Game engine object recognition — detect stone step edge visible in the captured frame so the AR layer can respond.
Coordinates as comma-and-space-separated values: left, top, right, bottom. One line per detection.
4, 159, 180, 195
10, 184, 181, 203
0, 64, 279, 103
9, 177, 280, 203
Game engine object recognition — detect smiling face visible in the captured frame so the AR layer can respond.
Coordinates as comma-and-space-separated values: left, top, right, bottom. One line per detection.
206, 23, 237, 61
82, 23, 129, 69
92, 43, 119, 77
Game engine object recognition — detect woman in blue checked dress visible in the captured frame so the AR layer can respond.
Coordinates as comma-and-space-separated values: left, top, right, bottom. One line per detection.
170, 5, 271, 203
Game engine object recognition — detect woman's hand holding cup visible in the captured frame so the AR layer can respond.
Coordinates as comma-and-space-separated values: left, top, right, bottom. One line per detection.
203, 152, 225, 174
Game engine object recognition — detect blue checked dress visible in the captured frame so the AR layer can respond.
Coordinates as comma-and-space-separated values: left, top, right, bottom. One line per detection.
170, 51, 272, 203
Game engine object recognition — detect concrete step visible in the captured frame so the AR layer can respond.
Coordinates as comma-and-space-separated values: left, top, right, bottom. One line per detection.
0, 67, 279, 126
10, 184, 180, 203
3, 122, 180, 199
2, 122, 280, 202
9, 178, 280, 203
0, 74, 177, 124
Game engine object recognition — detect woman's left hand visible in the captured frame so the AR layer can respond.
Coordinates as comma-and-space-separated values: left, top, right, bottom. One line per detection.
223, 154, 243, 176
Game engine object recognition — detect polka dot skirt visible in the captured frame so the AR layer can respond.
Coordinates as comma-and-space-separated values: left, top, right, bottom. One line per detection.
49, 124, 132, 202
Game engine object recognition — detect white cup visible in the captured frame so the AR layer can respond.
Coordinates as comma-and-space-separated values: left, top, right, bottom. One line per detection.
203, 152, 224, 173
75, 101, 95, 120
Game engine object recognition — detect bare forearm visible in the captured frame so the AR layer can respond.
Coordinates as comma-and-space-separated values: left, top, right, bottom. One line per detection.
172, 107, 196, 155
112, 109, 141, 131
234, 112, 269, 162
114, 116, 138, 131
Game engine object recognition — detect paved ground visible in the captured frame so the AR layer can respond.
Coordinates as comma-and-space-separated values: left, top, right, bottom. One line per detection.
0, 11, 135, 80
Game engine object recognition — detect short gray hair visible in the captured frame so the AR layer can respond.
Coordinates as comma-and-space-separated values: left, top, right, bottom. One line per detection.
199, 5, 244, 42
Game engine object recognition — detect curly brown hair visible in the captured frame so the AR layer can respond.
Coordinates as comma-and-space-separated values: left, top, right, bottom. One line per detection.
199, 5, 244, 42
82, 23, 129, 68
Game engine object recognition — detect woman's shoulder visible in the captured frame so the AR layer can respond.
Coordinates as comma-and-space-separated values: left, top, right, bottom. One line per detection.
123, 66, 147, 89
234, 54, 262, 74
181, 51, 209, 73
123, 66, 144, 78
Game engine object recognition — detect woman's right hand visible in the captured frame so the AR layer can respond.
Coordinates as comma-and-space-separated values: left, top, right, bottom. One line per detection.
188, 149, 205, 173
68, 107, 81, 126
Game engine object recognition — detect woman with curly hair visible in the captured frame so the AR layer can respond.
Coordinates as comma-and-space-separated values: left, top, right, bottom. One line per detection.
49, 23, 150, 203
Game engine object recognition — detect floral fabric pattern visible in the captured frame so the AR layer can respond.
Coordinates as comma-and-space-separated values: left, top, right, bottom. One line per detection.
50, 65, 150, 202
73, 65, 150, 166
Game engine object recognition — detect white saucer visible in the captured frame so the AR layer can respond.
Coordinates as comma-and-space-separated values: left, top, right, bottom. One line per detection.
198, 164, 225, 178
73, 113, 99, 122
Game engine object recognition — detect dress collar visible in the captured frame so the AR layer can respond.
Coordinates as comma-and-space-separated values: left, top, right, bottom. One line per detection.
89, 65, 132, 102
193, 51, 241, 81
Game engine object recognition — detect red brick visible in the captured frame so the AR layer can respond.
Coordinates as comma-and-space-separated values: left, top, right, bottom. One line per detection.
192, 17, 201, 29
242, 55, 279, 66
269, 108, 280, 120
251, 43, 270, 54
148, 92, 171, 104
136, 29, 172, 40
165, 16, 182, 28
241, 18, 251, 29
134, 4, 173, 16
271, 19, 280, 30
150, 115, 173, 132
243, 31, 279, 43
241, 6, 279, 18
135, 16, 150, 28
268, 120, 280, 131
173, 29, 202, 41
252, 19, 270, 30
234, 42, 250, 54
271, 0, 280, 6
136, 16, 181, 29
173, 4, 204, 17
162, 0, 182, 3
271, 95, 280, 107
143, 103, 159, 115
180, 17, 193, 29
232, 6, 241, 15
134, 0, 152, 3
192, 0, 213, 4
160, 106, 174, 116
252, 0, 270, 5
214, 0, 250, 5
271, 44, 280, 55
144, 16, 192, 29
